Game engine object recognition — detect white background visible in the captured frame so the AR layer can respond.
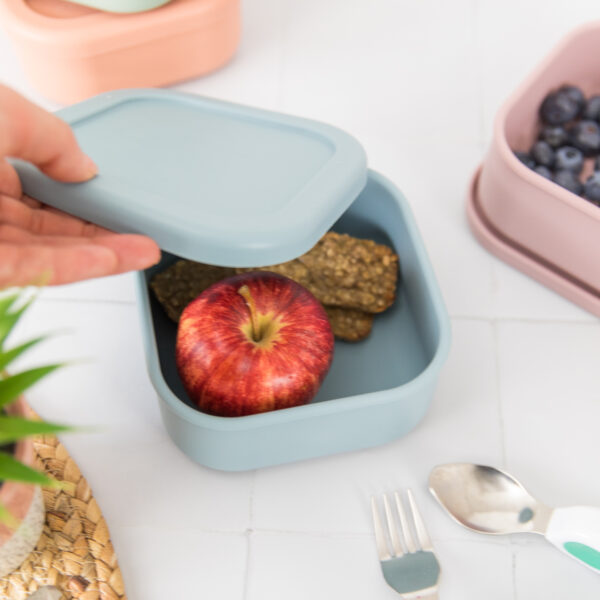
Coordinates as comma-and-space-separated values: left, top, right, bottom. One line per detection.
1, 1, 600, 598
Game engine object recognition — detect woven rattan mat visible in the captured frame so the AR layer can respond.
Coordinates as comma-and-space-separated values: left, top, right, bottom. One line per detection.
0, 435, 126, 600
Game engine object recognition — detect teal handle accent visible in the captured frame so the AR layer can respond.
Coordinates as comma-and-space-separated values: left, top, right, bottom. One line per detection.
564, 542, 600, 570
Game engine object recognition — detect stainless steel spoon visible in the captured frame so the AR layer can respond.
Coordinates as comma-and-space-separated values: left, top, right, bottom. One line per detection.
429, 463, 600, 573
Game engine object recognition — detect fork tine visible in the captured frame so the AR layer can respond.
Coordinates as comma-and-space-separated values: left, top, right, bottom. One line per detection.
394, 491, 416, 553
383, 494, 404, 557
370, 496, 391, 561
407, 489, 433, 551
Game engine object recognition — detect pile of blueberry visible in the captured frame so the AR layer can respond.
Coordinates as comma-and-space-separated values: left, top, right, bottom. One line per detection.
514, 84, 600, 205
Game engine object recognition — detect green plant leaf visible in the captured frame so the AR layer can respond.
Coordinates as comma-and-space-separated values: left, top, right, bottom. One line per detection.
0, 451, 57, 487
0, 365, 62, 410
0, 336, 46, 372
0, 416, 73, 444
0, 294, 18, 320
0, 297, 33, 349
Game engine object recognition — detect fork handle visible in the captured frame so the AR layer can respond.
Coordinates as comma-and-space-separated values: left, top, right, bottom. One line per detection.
546, 506, 600, 572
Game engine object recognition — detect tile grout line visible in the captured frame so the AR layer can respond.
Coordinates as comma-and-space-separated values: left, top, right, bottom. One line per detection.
275, 0, 288, 111
491, 317, 518, 599
511, 550, 519, 600
471, 0, 487, 150
241, 470, 257, 600
241, 531, 252, 600
450, 314, 597, 326
490, 320, 507, 469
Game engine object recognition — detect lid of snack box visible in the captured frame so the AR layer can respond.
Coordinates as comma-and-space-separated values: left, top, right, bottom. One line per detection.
14, 89, 367, 267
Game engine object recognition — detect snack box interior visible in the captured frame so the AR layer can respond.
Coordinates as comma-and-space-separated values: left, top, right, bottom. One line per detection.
15, 89, 451, 471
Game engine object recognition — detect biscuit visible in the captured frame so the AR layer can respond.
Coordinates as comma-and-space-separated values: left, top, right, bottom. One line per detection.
150, 260, 235, 322
150, 260, 377, 341
237, 231, 398, 313
324, 306, 373, 342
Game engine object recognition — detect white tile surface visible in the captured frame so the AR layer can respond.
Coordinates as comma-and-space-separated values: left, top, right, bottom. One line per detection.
114, 528, 248, 600
434, 540, 514, 600
497, 320, 600, 506
1, 1, 600, 598
279, 0, 481, 146
513, 538, 600, 599
36, 272, 138, 304
246, 532, 390, 600
246, 533, 514, 600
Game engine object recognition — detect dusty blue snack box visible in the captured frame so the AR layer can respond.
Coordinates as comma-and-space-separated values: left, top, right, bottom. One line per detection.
16, 89, 451, 471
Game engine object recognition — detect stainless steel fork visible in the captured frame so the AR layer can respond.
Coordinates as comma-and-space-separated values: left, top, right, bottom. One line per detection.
371, 489, 441, 599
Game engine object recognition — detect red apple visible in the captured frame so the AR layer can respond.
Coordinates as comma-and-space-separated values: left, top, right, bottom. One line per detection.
175, 271, 334, 417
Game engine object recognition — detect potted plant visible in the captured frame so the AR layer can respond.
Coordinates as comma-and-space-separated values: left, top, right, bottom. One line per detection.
0, 290, 71, 577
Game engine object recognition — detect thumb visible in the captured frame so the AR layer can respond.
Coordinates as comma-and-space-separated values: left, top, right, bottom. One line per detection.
0, 86, 98, 183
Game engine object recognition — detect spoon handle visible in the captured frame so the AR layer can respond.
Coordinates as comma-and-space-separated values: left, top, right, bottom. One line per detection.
546, 506, 600, 572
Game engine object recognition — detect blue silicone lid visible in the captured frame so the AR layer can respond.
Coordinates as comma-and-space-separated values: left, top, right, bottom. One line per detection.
15, 89, 367, 267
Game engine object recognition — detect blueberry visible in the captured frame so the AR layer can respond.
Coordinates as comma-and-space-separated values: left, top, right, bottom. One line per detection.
530, 140, 555, 167
533, 165, 552, 179
569, 119, 600, 155
560, 85, 585, 112
539, 125, 569, 148
583, 172, 600, 205
553, 169, 583, 195
540, 88, 581, 125
583, 95, 600, 121
514, 151, 536, 169
554, 145, 584, 173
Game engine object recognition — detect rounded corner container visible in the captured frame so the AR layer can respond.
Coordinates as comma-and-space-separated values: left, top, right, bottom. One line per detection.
136, 171, 451, 471
0, 0, 240, 104
468, 21, 600, 317
15, 89, 451, 471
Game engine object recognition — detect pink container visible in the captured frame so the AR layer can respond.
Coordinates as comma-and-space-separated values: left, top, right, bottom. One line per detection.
0, 0, 241, 104
468, 22, 600, 316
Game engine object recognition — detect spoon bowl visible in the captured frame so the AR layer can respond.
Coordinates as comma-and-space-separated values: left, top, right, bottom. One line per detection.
429, 463, 600, 573
429, 463, 553, 535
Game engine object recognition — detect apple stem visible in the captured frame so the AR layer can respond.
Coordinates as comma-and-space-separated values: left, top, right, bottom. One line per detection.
238, 285, 261, 342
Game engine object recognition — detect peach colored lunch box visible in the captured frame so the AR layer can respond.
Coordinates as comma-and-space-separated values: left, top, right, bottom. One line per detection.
0, 0, 240, 104
468, 22, 600, 317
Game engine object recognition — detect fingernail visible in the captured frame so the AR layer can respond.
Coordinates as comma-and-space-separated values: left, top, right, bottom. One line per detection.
82, 154, 98, 179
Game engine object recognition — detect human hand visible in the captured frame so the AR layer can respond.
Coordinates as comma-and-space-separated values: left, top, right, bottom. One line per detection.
0, 86, 160, 288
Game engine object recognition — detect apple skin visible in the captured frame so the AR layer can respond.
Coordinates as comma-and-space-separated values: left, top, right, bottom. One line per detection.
175, 271, 334, 417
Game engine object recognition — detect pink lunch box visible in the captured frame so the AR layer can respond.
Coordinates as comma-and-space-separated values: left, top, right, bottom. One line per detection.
0, 0, 241, 104
468, 21, 600, 317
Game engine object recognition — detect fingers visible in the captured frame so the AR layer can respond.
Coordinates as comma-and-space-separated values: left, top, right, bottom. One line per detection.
0, 86, 97, 184
0, 159, 22, 199
0, 194, 110, 237
93, 233, 161, 274
0, 223, 108, 246
0, 88, 162, 288
0, 233, 160, 287
0, 244, 118, 288
18, 195, 42, 209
